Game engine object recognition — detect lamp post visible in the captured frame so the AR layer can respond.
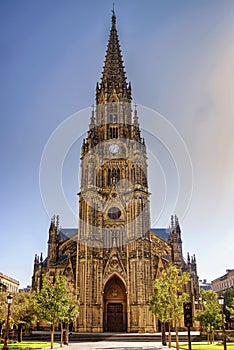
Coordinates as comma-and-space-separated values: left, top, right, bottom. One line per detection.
218, 295, 227, 350
3, 294, 13, 350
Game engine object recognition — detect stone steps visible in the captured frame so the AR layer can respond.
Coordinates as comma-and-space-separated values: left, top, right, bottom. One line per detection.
24, 332, 207, 343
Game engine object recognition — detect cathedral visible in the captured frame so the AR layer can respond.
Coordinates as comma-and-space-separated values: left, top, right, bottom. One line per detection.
32, 11, 199, 333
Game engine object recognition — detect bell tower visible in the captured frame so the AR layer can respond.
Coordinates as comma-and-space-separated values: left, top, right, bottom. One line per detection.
76, 10, 154, 333
31, 9, 199, 334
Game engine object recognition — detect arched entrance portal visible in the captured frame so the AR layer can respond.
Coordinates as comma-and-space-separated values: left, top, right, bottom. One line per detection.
103, 275, 127, 332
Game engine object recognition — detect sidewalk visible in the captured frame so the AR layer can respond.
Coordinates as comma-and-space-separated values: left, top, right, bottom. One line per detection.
51, 331, 198, 350
63, 341, 183, 350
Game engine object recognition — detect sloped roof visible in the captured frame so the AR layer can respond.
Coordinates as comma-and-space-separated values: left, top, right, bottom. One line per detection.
161, 254, 172, 262
58, 228, 77, 241
58, 254, 68, 262
42, 257, 48, 267
151, 228, 170, 241
58, 228, 170, 242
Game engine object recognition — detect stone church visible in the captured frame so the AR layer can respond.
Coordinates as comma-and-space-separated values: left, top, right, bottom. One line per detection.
32, 11, 199, 333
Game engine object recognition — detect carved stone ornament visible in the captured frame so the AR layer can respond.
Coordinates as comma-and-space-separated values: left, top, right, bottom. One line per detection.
112, 289, 118, 297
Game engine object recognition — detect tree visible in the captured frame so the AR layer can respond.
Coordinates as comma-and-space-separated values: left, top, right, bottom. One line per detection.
223, 286, 234, 328
0, 283, 7, 292
195, 289, 222, 343
59, 299, 79, 347
11, 291, 36, 342
149, 263, 190, 349
226, 296, 234, 326
149, 274, 171, 346
35, 274, 79, 349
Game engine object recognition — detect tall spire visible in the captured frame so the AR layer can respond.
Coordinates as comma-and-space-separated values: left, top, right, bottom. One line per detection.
96, 10, 132, 104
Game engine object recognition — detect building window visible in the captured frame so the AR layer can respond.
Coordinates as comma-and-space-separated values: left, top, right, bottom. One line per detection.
108, 207, 121, 220
110, 127, 118, 139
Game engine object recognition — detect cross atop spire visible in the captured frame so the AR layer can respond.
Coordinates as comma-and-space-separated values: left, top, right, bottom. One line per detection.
96, 10, 132, 104
112, 3, 116, 20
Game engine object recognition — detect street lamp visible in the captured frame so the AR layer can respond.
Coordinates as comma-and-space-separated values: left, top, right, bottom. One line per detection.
2, 294, 13, 350
218, 295, 227, 350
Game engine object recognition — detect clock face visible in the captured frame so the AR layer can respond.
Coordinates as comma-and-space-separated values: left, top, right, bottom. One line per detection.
109, 143, 119, 154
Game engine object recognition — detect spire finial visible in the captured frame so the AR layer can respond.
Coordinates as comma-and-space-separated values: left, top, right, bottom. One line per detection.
170, 215, 174, 229
112, 3, 116, 25
56, 215, 59, 228
133, 103, 139, 126
193, 254, 196, 264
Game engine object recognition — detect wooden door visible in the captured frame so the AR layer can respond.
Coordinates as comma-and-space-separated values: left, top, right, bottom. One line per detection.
107, 303, 123, 332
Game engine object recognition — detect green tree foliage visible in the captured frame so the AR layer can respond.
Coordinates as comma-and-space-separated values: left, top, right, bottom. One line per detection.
226, 297, 234, 323
149, 263, 190, 349
223, 286, 234, 326
0, 291, 37, 342
0, 283, 7, 292
34, 274, 79, 349
227, 300, 234, 320
195, 289, 222, 343
11, 292, 36, 342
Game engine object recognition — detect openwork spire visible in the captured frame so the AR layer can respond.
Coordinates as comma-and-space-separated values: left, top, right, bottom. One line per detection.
96, 10, 132, 104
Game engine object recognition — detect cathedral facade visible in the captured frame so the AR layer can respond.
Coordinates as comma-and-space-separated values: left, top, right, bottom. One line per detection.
32, 12, 199, 333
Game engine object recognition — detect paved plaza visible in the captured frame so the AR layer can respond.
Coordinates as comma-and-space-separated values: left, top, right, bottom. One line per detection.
65, 341, 183, 350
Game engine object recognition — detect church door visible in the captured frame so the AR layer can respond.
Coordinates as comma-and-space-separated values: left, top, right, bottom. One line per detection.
103, 276, 127, 332
107, 303, 123, 331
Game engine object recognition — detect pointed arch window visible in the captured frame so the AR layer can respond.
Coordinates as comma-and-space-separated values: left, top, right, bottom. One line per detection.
112, 114, 117, 123
108, 169, 111, 186
109, 103, 118, 124
131, 166, 135, 184
110, 102, 118, 111
110, 127, 118, 139
117, 168, 121, 183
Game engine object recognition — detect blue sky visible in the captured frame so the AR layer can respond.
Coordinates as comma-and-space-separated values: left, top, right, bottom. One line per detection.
0, 0, 234, 288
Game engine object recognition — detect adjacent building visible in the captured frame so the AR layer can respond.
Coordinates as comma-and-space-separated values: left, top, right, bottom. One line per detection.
212, 269, 234, 293
0, 272, 19, 292
32, 11, 199, 333
19, 285, 31, 293
199, 279, 212, 291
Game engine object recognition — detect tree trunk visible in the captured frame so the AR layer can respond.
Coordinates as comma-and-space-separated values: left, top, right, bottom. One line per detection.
0, 322, 4, 337
153, 315, 156, 332
51, 322, 55, 349
168, 322, 172, 348
60, 323, 63, 347
17, 324, 23, 342
63, 323, 69, 345
210, 330, 214, 344
175, 323, 179, 350
161, 322, 167, 346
